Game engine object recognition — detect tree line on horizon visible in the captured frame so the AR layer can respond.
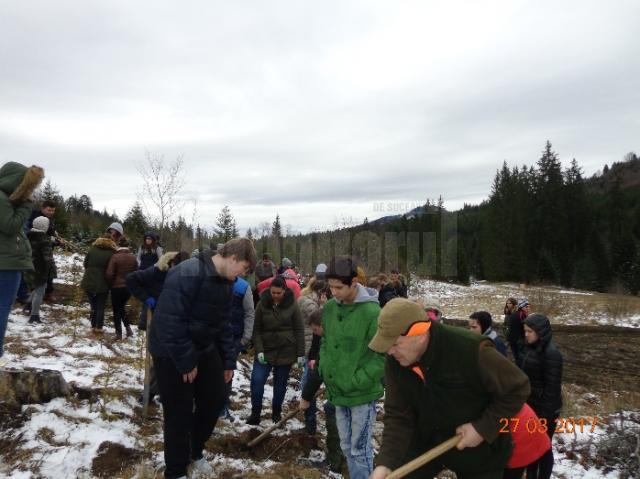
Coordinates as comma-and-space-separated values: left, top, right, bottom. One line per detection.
36, 142, 640, 294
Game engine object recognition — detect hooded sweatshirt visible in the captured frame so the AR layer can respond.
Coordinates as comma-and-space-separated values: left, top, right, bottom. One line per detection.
318, 283, 385, 407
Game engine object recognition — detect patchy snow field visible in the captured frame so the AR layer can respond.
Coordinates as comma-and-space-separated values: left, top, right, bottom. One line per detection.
409, 277, 640, 328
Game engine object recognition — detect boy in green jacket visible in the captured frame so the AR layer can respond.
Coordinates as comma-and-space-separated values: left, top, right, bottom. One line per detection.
317, 256, 384, 479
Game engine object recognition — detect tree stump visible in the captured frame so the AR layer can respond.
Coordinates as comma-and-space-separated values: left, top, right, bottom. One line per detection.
0, 367, 70, 407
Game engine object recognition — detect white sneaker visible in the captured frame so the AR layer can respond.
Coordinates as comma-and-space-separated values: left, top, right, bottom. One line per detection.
189, 457, 213, 477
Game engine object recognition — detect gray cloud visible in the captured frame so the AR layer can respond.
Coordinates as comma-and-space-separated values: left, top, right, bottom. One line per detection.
1, 0, 639, 232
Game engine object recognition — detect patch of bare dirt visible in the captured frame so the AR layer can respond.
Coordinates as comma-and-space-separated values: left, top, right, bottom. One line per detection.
91, 441, 150, 478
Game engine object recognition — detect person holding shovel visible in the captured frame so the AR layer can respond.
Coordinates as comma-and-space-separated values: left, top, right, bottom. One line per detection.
369, 298, 530, 479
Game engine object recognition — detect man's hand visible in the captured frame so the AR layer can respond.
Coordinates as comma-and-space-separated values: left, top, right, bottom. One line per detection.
224, 370, 234, 383
182, 367, 198, 384
299, 399, 310, 410
308, 359, 316, 370
370, 466, 392, 478
455, 423, 484, 450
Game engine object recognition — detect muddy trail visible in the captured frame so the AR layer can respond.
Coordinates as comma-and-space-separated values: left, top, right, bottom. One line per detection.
448, 319, 640, 392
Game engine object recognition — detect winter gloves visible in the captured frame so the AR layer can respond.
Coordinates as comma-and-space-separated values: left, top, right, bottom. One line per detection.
297, 356, 306, 368
145, 297, 156, 309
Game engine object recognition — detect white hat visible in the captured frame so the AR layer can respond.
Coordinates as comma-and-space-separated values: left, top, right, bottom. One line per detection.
106, 222, 124, 236
32, 216, 50, 232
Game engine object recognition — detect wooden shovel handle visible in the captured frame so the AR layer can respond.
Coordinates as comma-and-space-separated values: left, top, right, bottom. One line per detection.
246, 389, 324, 448
247, 408, 300, 447
386, 435, 462, 479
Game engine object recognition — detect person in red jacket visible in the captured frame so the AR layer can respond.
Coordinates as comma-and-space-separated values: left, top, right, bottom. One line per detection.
256, 269, 301, 298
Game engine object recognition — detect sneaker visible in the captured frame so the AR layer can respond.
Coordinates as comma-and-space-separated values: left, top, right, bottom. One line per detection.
189, 457, 213, 477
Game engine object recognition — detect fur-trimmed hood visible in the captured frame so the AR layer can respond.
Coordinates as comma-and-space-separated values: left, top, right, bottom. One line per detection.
91, 237, 117, 250
157, 251, 179, 271
0, 162, 44, 204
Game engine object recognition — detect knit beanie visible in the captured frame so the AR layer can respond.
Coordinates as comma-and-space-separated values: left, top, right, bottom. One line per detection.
32, 216, 50, 233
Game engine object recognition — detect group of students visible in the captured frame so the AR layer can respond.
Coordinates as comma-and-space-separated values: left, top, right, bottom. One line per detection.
1, 162, 566, 479
80, 224, 166, 339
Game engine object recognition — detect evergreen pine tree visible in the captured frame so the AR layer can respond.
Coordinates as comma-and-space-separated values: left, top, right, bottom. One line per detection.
124, 202, 150, 247
215, 205, 238, 243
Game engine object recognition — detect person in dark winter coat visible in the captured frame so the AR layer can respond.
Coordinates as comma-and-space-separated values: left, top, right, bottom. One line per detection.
369, 299, 531, 479
137, 232, 164, 270
19, 199, 62, 303
389, 269, 408, 297
126, 251, 189, 402
105, 237, 138, 339
520, 314, 563, 479
81, 235, 116, 331
468, 311, 508, 357
378, 279, 398, 308
0, 161, 44, 363
247, 276, 305, 426
24, 216, 54, 324
506, 298, 529, 365
150, 238, 256, 479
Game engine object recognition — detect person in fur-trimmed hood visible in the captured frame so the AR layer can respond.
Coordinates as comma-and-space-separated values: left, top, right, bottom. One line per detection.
24, 216, 54, 324
0, 161, 44, 361
81, 235, 117, 331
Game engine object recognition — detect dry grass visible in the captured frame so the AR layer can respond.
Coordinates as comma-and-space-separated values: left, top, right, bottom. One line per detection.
562, 383, 640, 418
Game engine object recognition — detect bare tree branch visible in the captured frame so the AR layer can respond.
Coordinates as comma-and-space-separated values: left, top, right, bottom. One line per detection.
136, 151, 186, 232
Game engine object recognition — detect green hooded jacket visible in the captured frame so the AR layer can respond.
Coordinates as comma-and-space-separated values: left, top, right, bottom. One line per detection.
318, 284, 385, 407
80, 237, 116, 294
0, 162, 43, 271
253, 288, 305, 366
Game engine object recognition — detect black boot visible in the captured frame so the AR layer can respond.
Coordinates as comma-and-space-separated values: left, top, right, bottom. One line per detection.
28, 315, 41, 324
272, 404, 282, 423
246, 407, 261, 425
125, 325, 134, 337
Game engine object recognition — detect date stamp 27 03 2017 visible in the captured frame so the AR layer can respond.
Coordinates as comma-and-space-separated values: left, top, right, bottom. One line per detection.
499, 417, 599, 434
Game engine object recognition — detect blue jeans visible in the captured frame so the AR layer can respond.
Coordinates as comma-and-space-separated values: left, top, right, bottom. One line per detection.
335, 401, 376, 479
250, 359, 291, 411
300, 362, 317, 430
0, 271, 21, 357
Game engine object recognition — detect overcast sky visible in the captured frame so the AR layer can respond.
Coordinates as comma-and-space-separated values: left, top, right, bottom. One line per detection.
1, 1, 639, 233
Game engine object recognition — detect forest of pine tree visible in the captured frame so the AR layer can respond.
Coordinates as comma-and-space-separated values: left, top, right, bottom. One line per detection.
33, 142, 640, 295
